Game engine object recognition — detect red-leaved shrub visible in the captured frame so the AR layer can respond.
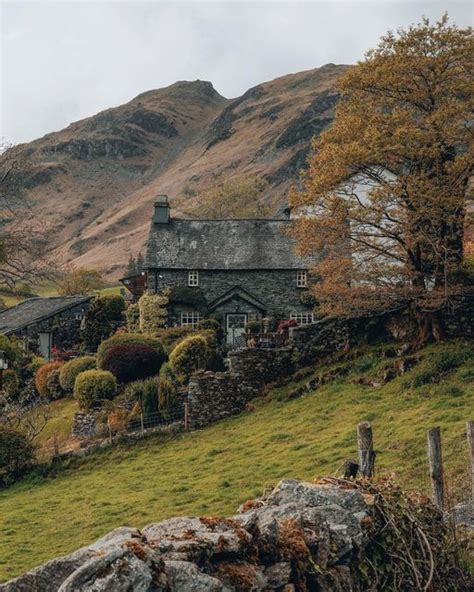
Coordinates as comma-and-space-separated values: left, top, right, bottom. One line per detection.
35, 361, 63, 399
100, 343, 164, 383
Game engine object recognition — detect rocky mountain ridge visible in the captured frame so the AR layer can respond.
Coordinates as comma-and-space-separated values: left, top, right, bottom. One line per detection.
0, 65, 347, 278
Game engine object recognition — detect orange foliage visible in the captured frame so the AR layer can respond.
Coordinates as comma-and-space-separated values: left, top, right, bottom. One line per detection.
290, 15, 473, 330
35, 361, 63, 398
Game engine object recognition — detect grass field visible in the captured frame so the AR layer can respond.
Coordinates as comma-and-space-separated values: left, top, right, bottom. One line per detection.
0, 340, 472, 581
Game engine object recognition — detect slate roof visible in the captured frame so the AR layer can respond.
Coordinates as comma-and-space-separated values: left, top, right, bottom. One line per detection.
146, 219, 315, 270
0, 296, 92, 335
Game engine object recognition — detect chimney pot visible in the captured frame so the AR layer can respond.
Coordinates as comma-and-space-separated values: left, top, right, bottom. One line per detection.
153, 195, 170, 224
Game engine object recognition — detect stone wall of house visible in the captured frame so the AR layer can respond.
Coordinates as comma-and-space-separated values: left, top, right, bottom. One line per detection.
187, 347, 294, 428
14, 300, 91, 353
148, 268, 312, 323
71, 412, 97, 439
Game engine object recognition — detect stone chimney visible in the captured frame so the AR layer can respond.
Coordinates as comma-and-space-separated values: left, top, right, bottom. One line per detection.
153, 195, 170, 224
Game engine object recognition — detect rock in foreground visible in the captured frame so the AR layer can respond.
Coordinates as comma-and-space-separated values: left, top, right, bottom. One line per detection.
1, 478, 469, 591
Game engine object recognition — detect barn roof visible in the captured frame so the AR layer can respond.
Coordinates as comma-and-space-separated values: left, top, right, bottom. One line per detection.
0, 296, 92, 335
145, 218, 314, 270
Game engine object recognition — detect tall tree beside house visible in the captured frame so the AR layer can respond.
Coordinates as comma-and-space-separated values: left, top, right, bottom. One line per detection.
290, 15, 473, 341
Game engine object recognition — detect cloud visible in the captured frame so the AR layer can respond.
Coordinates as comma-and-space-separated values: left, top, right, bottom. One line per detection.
1, 1, 471, 143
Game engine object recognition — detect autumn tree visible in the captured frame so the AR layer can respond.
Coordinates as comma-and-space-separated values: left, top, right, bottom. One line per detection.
58, 266, 106, 295
290, 15, 473, 341
184, 175, 271, 219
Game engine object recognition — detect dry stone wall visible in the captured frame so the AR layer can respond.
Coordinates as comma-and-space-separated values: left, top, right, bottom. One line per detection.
187, 347, 294, 428
71, 412, 97, 439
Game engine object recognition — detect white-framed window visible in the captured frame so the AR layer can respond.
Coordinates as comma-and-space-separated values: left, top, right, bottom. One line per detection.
181, 311, 201, 328
188, 270, 199, 287
290, 311, 314, 326
296, 270, 307, 288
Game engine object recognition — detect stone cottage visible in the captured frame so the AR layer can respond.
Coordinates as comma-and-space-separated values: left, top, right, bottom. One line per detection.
145, 195, 317, 345
0, 296, 92, 359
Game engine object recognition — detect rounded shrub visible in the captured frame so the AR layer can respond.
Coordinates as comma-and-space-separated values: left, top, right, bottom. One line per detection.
74, 369, 117, 411
35, 361, 63, 399
100, 343, 164, 384
169, 334, 211, 383
100, 294, 126, 320
59, 355, 97, 392
97, 333, 165, 366
155, 326, 195, 354
0, 426, 34, 488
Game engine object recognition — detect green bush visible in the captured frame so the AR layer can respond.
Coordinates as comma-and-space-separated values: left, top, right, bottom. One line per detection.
155, 326, 195, 354
74, 369, 117, 411
126, 302, 140, 332
100, 295, 126, 320
138, 292, 168, 333
245, 320, 261, 335
97, 333, 165, 366
123, 378, 160, 417
158, 363, 180, 414
169, 334, 211, 383
59, 356, 97, 392
81, 296, 125, 352
0, 427, 34, 488
0, 335, 23, 365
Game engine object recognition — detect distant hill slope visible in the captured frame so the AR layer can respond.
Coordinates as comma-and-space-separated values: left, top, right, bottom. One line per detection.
0, 64, 347, 278
0, 339, 472, 580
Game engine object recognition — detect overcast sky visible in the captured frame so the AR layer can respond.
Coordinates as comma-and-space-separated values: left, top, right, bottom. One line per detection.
1, 1, 471, 144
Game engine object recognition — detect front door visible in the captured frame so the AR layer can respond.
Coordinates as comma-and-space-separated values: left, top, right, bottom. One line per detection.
226, 313, 248, 346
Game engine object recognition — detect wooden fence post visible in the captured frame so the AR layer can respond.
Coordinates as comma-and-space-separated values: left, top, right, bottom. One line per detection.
357, 421, 375, 478
107, 417, 112, 444
184, 400, 189, 431
140, 411, 145, 435
427, 426, 444, 509
467, 420, 474, 511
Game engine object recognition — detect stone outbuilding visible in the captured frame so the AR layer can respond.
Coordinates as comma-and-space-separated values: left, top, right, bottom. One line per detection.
0, 295, 92, 359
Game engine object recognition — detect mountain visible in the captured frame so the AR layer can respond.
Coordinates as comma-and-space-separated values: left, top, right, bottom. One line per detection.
0, 64, 348, 278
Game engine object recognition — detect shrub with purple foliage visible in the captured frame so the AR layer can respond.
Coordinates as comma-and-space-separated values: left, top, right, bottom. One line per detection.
100, 343, 165, 384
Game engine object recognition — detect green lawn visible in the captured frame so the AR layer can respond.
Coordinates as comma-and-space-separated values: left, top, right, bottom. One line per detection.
0, 341, 472, 581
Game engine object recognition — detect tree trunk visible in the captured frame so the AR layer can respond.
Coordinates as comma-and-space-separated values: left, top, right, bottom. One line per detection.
414, 308, 444, 346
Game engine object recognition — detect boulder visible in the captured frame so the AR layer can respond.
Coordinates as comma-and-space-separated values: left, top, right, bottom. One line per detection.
0, 480, 374, 592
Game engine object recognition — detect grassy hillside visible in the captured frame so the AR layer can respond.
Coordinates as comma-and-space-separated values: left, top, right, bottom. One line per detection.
0, 340, 473, 581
